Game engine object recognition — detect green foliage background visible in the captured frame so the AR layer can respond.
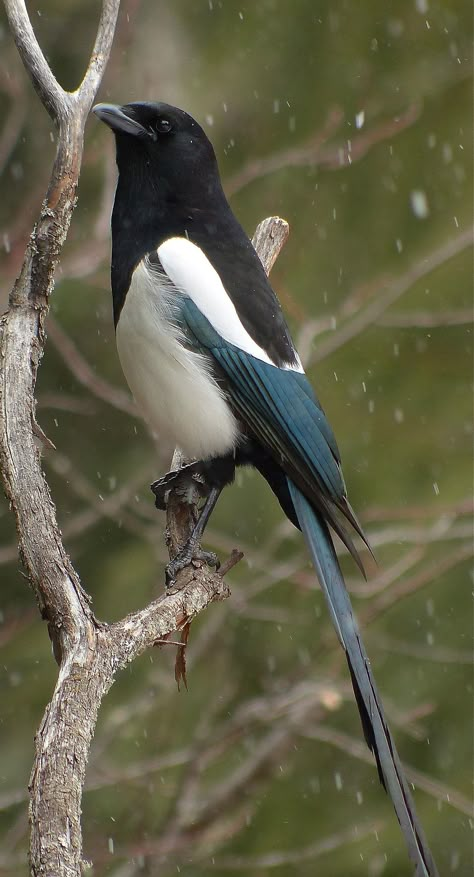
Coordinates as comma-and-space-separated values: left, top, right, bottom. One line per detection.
0, 1, 472, 875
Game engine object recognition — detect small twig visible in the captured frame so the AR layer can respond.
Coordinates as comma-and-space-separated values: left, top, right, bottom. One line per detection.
219, 549, 244, 577
225, 109, 343, 197
225, 103, 420, 197
303, 724, 472, 817
318, 102, 421, 169
362, 495, 473, 523
360, 542, 473, 628
376, 307, 473, 329
213, 820, 385, 870
370, 632, 473, 666
311, 226, 473, 363
154, 639, 187, 647
47, 316, 137, 417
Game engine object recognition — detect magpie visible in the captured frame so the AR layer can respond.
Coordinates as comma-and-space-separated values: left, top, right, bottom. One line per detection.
93, 100, 437, 876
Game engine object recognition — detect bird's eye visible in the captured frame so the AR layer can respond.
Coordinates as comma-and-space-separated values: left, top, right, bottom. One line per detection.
156, 118, 172, 134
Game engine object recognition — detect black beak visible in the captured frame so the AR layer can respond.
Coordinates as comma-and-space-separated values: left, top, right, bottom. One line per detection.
92, 103, 148, 137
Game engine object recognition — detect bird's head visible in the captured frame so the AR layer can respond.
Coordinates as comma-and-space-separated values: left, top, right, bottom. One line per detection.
93, 101, 220, 201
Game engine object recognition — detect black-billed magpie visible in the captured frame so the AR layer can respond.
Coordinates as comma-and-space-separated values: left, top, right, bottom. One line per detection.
93, 100, 437, 876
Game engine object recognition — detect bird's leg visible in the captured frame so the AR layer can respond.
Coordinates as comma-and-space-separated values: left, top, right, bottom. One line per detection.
158, 454, 236, 586
165, 485, 223, 586
151, 460, 210, 510
151, 454, 235, 584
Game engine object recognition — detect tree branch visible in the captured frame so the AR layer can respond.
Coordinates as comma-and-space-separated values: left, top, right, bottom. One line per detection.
74, 0, 121, 113
311, 226, 473, 363
46, 316, 138, 417
225, 103, 420, 197
303, 724, 473, 817
0, 2, 118, 874
3, 0, 66, 122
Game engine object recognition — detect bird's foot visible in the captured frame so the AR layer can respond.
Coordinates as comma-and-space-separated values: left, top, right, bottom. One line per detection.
165, 542, 220, 587
151, 461, 209, 510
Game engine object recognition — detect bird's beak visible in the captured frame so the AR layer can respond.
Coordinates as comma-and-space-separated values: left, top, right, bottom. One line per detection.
92, 103, 148, 137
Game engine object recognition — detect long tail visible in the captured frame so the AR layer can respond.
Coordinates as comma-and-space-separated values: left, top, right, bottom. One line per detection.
287, 479, 438, 877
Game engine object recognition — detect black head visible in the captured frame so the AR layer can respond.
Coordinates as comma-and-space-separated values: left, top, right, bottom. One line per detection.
93, 101, 235, 322
93, 101, 221, 204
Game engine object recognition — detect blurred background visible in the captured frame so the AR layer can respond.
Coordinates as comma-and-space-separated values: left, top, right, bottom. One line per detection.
0, 1, 472, 875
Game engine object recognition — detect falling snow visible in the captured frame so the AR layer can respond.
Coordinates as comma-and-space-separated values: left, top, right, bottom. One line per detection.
334, 771, 343, 791
410, 189, 430, 219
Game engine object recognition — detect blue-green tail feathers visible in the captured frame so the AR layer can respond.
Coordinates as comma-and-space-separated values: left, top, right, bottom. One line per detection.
287, 480, 438, 877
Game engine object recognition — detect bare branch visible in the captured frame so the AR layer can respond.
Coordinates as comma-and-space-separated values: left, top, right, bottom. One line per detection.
303, 725, 472, 817
225, 108, 343, 196
252, 216, 289, 273
0, 0, 123, 650
74, 0, 121, 112
225, 103, 420, 197
3, 0, 66, 121
318, 103, 420, 170
370, 632, 473, 666
0, 2, 122, 874
214, 821, 385, 870
376, 308, 473, 329
312, 227, 473, 363
47, 316, 137, 417
362, 496, 473, 523
360, 542, 473, 628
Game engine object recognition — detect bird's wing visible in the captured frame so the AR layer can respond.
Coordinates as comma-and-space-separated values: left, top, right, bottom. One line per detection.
209, 341, 368, 562
156, 237, 366, 566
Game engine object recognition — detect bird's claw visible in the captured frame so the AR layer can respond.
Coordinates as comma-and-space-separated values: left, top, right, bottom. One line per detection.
165, 545, 220, 587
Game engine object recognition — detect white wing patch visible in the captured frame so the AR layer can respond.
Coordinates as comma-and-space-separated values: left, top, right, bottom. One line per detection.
157, 236, 303, 373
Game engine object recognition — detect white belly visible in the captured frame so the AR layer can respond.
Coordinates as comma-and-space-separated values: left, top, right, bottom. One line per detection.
115, 262, 239, 459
